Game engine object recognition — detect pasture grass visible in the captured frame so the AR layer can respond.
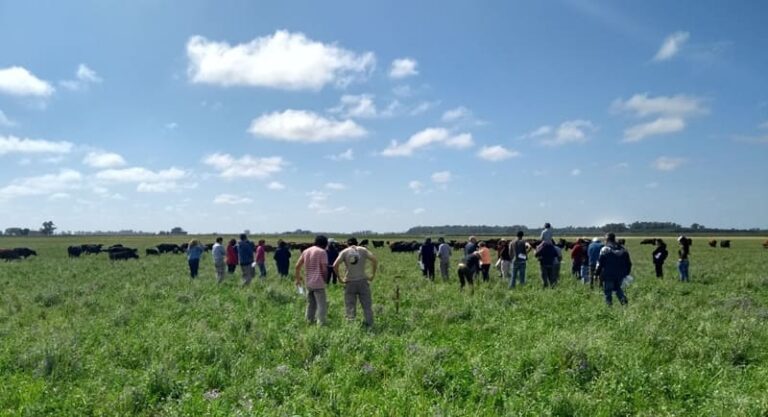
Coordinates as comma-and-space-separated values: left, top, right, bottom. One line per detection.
1, 236, 767, 416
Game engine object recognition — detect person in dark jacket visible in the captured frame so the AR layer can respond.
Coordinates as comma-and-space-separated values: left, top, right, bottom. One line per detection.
535, 240, 559, 288
225, 239, 238, 274
273, 240, 291, 278
595, 233, 632, 306
418, 238, 437, 280
677, 236, 691, 282
652, 239, 668, 278
326, 239, 340, 284
458, 252, 480, 290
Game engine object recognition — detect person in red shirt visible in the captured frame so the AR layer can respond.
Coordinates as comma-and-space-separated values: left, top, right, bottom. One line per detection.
226, 239, 238, 274
570, 239, 586, 279
255, 239, 267, 279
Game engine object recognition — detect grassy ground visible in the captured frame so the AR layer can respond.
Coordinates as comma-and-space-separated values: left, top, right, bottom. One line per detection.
1, 236, 767, 416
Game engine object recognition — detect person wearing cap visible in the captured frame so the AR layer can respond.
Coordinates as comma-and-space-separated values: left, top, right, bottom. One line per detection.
437, 237, 452, 281
334, 237, 378, 327
677, 236, 691, 282
295, 235, 329, 325
587, 237, 604, 287
595, 233, 632, 306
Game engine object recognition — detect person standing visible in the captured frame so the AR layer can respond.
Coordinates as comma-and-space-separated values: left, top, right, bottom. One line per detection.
236, 233, 256, 285
273, 240, 291, 278
295, 235, 329, 325
458, 251, 480, 290
552, 243, 563, 283
326, 239, 339, 285
498, 239, 512, 283
225, 239, 238, 274
419, 238, 438, 280
570, 239, 586, 278
677, 236, 691, 282
652, 239, 668, 278
509, 231, 529, 288
535, 240, 558, 288
255, 239, 267, 279
437, 237, 452, 281
463, 236, 479, 282
595, 233, 632, 306
540, 222, 553, 243
587, 237, 604, 288
212, 237, 226, 283
578, 239, 590, 284
478, 242, 492, 282
186, 239, 205, 279
334, 237, 378, 327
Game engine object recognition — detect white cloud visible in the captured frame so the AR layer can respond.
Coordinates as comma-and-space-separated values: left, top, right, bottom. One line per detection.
431, 171, 452, 183
248, 109, 367, 142
0, 110, 16, 127
477, 145, 519, 161
409, 101, 439, 116
60, 64, 103, 91
327, 148, 354, 161
653, 31, 690, 62
213, 193, 253, 205
329, 94, 398, 119
571, 168, 582, 176
524, 120, 595, 146
186, 31, 375, 91
623, 117, 685, 142
306, 190, 346, 214
203, 153, 286, 179
441, 106, 470, 123
408, 180, 424, 194
137, 181, 197, 193
325, 182, 346, 190
0, 135, 73, 155
82, 151, 126, 168
389, 58, 418, 79
267, 181, 285, 190
381, 127, 474, 157
96, 166, 187, 183
0, 169, 82, 200
0, 66, 55, 97
413, 208, 426, 214
653, 156, 686, 171
612, 93, 705, 118
49, 192, 71, 201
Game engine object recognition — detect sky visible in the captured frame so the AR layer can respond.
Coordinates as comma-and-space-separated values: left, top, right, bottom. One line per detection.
1, 0, 767, 233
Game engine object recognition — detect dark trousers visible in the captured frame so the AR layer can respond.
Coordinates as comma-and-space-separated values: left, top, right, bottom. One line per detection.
480, 264, 490, 282
423, 260, 436, 280
188, 258, 200, 278
326, 266, 338, 284
571, 260, 582, 277
458, 266, 475, 288
654, 262, 664, 278
540, 264, 556, 288
227, 263, 237, 274
603, 279, 628, 305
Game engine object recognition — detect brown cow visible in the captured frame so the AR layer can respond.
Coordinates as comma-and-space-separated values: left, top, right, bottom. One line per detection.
708, 240, 717, 248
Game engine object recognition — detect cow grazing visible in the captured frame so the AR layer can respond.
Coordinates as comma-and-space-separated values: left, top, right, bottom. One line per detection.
719, 240, 731, 248
146, 248, 160, 256
12, 247, 37, 258
106, 246, 137, 255
109, 249, 139, 260
708, 240, 717, 248
81, 244, 103, 254
372, 240, 385, 248
0, 249, 21, 261
640, 238, 657, 245
389, 241, 420, 253
359, 239, 369, 247
204, 243, 214, 252
67, 246, 83, 258
156, 243, 182, 254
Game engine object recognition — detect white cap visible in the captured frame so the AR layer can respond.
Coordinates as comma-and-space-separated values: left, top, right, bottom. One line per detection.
592, 237, 600, 242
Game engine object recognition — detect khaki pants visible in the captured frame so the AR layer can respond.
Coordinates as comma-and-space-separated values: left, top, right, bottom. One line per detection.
306, 288, 328, 325
344, 280, 373, 326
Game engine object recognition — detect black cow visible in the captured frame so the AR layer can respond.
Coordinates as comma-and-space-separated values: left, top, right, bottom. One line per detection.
12, 247, 37, 258
146, 248, 160, 256
0, 249, 21, 261
109, 249, 139, 260
708, 240, 717, 248
156, 243, 182, 254
107, 244, 124, 251
81, 244, 103, 254
68, 246, 83, 258
640, 238, 657, 245
106, 246, 138, 256
372, 240, 385, 248
359, 239, 369, 247
389, 241, 420, 253
617, 238, 626, 246
720, 240, 731, 248
204, 243, 214, 252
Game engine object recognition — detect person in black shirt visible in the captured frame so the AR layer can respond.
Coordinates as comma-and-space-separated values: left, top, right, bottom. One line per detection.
677, 236, 691, 282
596, 233, 632, 306
419, 238, 437, 280
535, 240, 559, 288
326, 240, 339, 284
652, 239, 668, 278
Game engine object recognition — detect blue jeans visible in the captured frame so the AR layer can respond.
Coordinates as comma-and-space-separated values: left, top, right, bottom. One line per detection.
678, 260, 689, 282
257, 262, 267, 278
580, 264, 590, 284
510, 261, 526, 288
603, 279, 627, 305
188, 258, 200, 278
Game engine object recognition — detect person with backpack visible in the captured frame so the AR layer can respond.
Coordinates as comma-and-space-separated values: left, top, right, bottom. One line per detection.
509, 231, 530, 288
652, 239, 668, 278
595, 233, 632, 306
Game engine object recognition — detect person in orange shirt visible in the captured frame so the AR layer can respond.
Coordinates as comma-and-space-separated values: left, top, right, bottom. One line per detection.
478, 241, 492, 282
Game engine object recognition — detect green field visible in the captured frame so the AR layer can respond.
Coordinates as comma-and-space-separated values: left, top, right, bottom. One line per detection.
1, 236, 767, 416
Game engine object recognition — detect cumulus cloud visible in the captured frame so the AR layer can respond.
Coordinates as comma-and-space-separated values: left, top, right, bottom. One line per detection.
409, 100, 440, 116
329, 94, 398, 119
60, 64, 102, 91
327, 148, 354, 161
203, 152, 286, 179
431, 171, 452, 183
477, 145, 519, 161
0, 110, 16, 127
267, 181, 285, 190
0, 66, 54, 97
96, 167, 187, 183
653, 156, 686, 171
653, 31, 690, 62
82, 151, 126, 168
306, 190, 346, 214
613, 93, 705, 142
325, 182, 346, 190
441, 106, 470, 123
186, 31, 375, 91
623, 117, 685, 142
0, 169, 82, 199
523, 120, 596, 146
389, 58, 418, 78
248, 109, 367, 142
381, 127, 474, 157
0, 135, 73, 156
213, 193, 253, 205
408, 180, 424, 194
137, 181, 197, 193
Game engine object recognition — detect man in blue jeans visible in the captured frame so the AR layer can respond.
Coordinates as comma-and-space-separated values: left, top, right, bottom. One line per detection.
236, 233, 256, 286
509, 231, 529, 288
595, 233, 632, 306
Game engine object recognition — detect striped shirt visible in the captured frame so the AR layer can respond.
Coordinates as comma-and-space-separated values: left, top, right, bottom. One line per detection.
300, 246, 328, 289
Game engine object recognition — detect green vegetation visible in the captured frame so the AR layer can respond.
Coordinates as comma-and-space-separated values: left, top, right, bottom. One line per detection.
1, 236, 767, 416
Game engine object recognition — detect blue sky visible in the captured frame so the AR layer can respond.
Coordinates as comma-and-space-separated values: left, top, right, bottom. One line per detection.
1, 0, 766, 233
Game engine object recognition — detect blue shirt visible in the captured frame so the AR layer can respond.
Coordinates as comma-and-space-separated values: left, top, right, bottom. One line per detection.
187, 245, 204, 261
588, 241, 604, 266
236, 240, 255, 265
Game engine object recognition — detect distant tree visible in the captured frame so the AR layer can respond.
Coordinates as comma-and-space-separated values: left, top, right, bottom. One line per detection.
21, 228, 30, 236
601, 223, 628, 233
40, 221, 57, 236
690, 223, 705, 231
170, 227, 187, 235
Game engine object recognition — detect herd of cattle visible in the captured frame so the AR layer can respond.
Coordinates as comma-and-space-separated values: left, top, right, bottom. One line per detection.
2, 238, 768, 261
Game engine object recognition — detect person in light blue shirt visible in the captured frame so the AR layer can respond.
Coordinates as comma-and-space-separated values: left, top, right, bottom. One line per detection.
212, 237, 226, 283
187, 239, 205, 279
587, 237, 604, 287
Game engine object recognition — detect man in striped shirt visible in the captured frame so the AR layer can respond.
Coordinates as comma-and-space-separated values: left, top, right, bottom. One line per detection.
295, 235, 329, 325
